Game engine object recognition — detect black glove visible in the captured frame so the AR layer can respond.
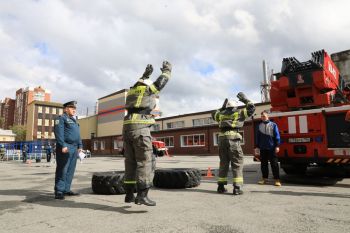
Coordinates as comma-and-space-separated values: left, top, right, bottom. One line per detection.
237, 92, 249, 104
160, 61, 172, 72
220, 98, 228, 110
142, 64, 153, 78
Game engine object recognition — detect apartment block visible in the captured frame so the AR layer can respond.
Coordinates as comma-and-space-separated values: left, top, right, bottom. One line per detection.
26, 101, 63, 141
15, 86, 51, 126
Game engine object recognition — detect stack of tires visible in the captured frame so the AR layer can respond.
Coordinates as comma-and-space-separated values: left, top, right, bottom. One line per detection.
91, 168, 202, 195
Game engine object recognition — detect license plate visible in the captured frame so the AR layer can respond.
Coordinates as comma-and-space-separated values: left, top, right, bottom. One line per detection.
288, 138, 311, 143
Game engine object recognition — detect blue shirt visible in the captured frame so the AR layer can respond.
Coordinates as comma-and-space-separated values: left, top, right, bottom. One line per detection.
54, 113, 82, 148
256, 120, 280, 150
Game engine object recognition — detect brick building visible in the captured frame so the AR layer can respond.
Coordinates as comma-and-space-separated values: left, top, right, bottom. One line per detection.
78, 89, 270, 156
26, 101, 63, 140
0, 98, 15, 129
15, 86, 51, 126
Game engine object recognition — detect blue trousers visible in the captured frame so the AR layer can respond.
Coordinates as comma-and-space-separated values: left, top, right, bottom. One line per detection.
54, 145, 78, 194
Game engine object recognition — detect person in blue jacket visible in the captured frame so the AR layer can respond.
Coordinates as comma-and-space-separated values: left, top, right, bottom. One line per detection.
54, 101, 82, 200
255, 110, 281, 186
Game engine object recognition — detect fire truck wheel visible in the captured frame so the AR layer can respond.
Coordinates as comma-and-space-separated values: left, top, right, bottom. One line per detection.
282, 164, 307, 175
153, 168, 201, 189
92, 171, 126, 195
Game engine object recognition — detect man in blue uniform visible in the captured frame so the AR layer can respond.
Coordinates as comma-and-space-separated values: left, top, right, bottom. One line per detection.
54, 101, 82, 200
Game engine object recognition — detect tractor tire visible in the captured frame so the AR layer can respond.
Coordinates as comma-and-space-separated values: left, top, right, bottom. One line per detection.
153, 168, 201, 189
91, 171, 125, 195
157, 151, 164, 157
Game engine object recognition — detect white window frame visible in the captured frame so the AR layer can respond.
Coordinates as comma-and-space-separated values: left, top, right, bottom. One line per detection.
180, 134, 205, 147
155, 136, 174, 148
59, 109, 63, 115
100, 141, 105, 150
37, 119, 42, 126
45, 119, 49, 126
38, 106, 42, 113
193, 117, 216, 127
213, 131, 245, 146
113, 140, 119, 149
45, 107, 50, 114
93, 141, 98, 151
166, 121, 184, 129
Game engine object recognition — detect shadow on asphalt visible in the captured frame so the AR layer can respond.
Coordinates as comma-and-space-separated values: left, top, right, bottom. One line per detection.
0, 189, 147, 214
199, 163, 349, 187
250, 190, 350, 199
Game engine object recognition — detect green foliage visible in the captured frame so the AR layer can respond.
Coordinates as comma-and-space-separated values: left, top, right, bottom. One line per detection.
10, 125, 26, 141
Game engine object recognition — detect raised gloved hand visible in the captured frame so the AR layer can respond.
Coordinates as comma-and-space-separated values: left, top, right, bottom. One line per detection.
220, 98, 228, 111
142, 64, 153, 78
160, 61, 172, 72
237, 92, 249, 104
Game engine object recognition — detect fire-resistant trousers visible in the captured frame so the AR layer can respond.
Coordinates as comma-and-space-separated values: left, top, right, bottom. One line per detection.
217, 137, 244, 187
123, 127, 156, 190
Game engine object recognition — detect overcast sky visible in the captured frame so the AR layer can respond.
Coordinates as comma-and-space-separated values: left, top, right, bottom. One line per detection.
0, 0, 349, 117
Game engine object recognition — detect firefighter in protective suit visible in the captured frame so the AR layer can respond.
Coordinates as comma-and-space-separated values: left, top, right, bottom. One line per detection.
123, 61, 172, 206
212, 92, 255, 195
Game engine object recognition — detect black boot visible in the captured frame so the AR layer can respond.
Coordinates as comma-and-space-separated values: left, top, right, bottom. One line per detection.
233, 186, 243, 195
135, 188, 156, 206
124, 186, 135, 203
217, 184, 227, 193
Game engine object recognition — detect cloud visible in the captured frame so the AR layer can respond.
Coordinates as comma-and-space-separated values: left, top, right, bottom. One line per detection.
0, 0, 349, 117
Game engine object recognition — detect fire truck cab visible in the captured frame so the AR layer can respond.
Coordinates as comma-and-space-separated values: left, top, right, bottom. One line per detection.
255, 50, 350, 174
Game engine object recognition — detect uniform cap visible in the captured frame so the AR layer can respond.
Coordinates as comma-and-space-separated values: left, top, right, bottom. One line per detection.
63, 101, 77, 108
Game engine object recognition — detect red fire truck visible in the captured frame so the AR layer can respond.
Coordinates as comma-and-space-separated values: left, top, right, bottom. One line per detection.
255, 50, 350, 174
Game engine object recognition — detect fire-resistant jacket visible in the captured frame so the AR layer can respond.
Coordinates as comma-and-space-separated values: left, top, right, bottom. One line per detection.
212, 101, 255, 140
123, 70, 171, 130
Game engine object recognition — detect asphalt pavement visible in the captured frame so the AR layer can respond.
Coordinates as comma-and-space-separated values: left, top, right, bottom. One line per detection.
0, 155, 349, 233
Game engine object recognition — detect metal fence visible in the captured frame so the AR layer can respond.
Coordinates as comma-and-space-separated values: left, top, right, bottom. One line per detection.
0, 140, 91, 162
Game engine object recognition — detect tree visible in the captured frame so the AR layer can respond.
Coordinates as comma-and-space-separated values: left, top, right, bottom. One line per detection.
0, 117, 4, 129
10, 125, 26, 141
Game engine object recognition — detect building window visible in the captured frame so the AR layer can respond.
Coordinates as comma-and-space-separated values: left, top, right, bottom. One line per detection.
44, 131, 49, 138
151, 124, 161, 131
37, 132, 42, 139
213, 131, 245, 146
38, 106, 42, 113
155, 136, 174, 147
113, 140, 123, 150
38, 119, 42, 126
193, 117, 216, 127
45, 107, 50, 114
34, 92, 45, 101
59, 109, 63, 115
52, 120, 55, 126
181, 134, 205, 147
93, 141, 98, 150
100, 141, 105, 150
45, 119, 50, 126
52, 108, 57, 114
166, 121, 184, 129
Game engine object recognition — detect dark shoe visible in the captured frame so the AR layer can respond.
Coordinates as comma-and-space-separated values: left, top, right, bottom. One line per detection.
55, 193, 65, 200
233, 186, 243, 195
64, 191, 80, 196
135, 188, 156, 206
124, 186, 135, 203
217, 184, 227, 194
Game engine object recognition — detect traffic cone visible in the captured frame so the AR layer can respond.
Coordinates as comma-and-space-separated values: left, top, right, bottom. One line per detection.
205, 167, 214, 178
